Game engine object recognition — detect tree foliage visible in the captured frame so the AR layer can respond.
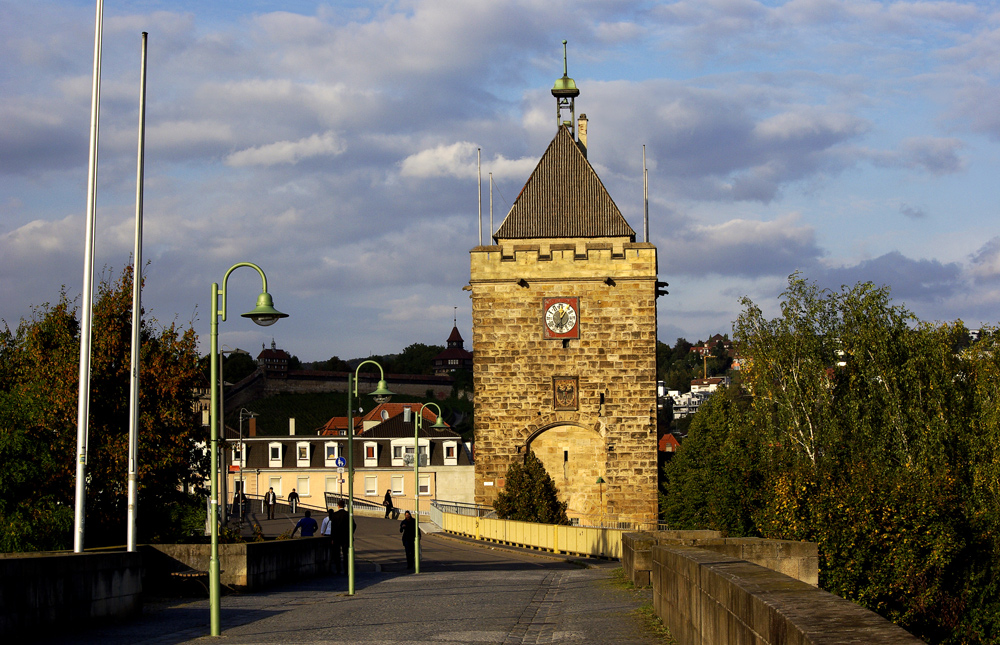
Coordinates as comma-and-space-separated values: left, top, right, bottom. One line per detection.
661, 273, 1000, 644
494, 450, 569, 525
0, 266, 206, 551
657, 336, 728, 393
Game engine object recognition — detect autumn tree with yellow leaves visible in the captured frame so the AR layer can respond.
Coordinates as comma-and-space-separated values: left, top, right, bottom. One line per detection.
0, 265, 206, 551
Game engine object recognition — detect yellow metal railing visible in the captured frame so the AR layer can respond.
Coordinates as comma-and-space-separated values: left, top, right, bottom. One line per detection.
438, 510, 622, 559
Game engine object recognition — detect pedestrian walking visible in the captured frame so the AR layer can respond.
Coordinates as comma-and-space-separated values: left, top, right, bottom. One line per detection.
329, 500, 354, 575
264, 487, 277, 520
400, 510, 416, 571
234, 490, 248, 520
383, 489, 394, 519
288, 488, 300, 513
291, 510, 318, 537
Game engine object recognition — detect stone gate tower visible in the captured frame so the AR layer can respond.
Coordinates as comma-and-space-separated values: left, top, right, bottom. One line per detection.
470, 52, 661, 526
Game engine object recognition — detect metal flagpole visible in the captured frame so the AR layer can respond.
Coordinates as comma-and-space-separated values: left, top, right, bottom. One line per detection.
126, 31, 148, 552
74, 0, 104, 553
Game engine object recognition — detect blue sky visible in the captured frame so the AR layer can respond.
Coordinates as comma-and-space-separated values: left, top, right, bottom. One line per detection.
2, 0, 1000, 361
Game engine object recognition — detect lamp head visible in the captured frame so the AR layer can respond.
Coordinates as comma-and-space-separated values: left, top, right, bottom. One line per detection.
370, 379, 394, 404
242, 292, 288, 327
596, 476, 605, 484
431, 414, 447, 429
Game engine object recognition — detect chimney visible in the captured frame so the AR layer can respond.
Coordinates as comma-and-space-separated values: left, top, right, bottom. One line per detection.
578, 113, 588, 157
249, 417, 257, 437
289, 418, 296, 436
403, 406, 411, 423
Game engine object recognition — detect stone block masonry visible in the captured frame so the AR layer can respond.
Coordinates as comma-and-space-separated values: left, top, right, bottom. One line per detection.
470, 241, 659, 526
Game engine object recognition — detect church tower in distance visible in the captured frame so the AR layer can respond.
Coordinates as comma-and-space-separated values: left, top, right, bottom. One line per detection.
469, 43, 661, 526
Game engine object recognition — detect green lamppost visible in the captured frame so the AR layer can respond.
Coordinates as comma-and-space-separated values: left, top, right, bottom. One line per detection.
346, 360, 394, 595
412, 402, 446, 573
209, 262, 287, 636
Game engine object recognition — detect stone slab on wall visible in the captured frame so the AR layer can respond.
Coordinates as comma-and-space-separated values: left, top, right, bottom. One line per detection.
0, 551, 142, 638
652, 545, 923, 645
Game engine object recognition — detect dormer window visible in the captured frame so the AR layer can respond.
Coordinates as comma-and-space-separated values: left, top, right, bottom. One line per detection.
296, 441, 310, 467
324, 441, 340, 466
268, 442, 282, 468
443, 440, 458, 466
363, 442, 378, 467
232, 443, 247, 468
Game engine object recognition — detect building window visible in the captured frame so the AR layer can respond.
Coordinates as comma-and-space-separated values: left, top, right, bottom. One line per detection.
269, 476, 282, 497
443, 441, 458, 466
232, 443, 247, 468
391, 475, 404, 496
418, 475, 430, 496
364, 442, 378, 467
296, 476, 310, 497
268, 442, 282, 468
364, 475, 378, 496
325, 442, 340, 466
325, 476, 339, 494
296, 441, 310, 467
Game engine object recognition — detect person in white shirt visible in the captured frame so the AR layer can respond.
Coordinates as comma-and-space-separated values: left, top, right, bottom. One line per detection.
320, 508, 334, 537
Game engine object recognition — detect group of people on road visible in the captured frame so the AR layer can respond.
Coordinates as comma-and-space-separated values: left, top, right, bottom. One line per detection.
235, 487, 417, 572
232, 486, 301, 520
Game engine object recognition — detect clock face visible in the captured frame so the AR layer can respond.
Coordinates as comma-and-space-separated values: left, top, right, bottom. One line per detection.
545, 302, 577, 333
542, 297, 579, 339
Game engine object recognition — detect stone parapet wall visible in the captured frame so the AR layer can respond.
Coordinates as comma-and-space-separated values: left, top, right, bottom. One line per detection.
622, 530, 723, 587
0, 551, 142, 638
146, 538, 332, 590
652, 545, 922, 645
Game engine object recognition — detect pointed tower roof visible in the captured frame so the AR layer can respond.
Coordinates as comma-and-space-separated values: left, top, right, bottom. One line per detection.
494, 126, 635, 241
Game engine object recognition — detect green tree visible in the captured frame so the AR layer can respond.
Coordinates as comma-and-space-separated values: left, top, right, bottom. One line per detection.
494, 450, 569, 525
223, 352, 258, 383
0, 266, 205, 551
662, 273, 1000, 643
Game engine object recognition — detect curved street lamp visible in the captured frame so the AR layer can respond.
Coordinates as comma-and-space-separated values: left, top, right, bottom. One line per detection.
346, 360, 394, 595
412, 402, 446, 573
209, 262, 287, 636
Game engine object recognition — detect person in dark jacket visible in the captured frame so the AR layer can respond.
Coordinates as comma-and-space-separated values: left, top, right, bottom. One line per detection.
330, 500, 355, 575
287, 489, 300, 513
264, 487, 277, 520
399, 510, 416, 570
383, 489, 394, 519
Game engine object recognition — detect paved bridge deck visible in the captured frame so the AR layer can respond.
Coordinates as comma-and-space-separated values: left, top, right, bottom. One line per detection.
42, 514, 661, 644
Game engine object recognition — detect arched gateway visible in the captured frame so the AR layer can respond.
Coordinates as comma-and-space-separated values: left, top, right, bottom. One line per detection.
468, 53, 663, 527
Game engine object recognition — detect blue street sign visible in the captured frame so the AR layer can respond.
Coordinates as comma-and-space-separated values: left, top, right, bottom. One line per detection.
335, 456, 346, 468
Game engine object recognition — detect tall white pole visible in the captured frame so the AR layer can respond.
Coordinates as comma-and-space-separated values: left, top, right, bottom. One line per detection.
126, 31, 148, 552
74, 0, 104, 553
489, 172, 493, 243
477, 148, 482, 246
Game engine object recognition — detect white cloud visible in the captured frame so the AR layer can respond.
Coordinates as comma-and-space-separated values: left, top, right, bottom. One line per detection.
660, 212, 821, 277
226, 130, 345, 167
399, 142, 536, 181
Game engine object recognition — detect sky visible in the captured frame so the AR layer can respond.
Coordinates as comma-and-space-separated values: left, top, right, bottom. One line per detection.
3, 0, 1000, 362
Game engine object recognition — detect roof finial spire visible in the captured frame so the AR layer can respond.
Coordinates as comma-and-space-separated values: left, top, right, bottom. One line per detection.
454, 306, 457, 326
551, 39, 580, 136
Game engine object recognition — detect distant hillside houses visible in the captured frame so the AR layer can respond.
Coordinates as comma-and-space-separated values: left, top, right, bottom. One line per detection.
660, 376, 731, 418
689, 333, 733, 358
